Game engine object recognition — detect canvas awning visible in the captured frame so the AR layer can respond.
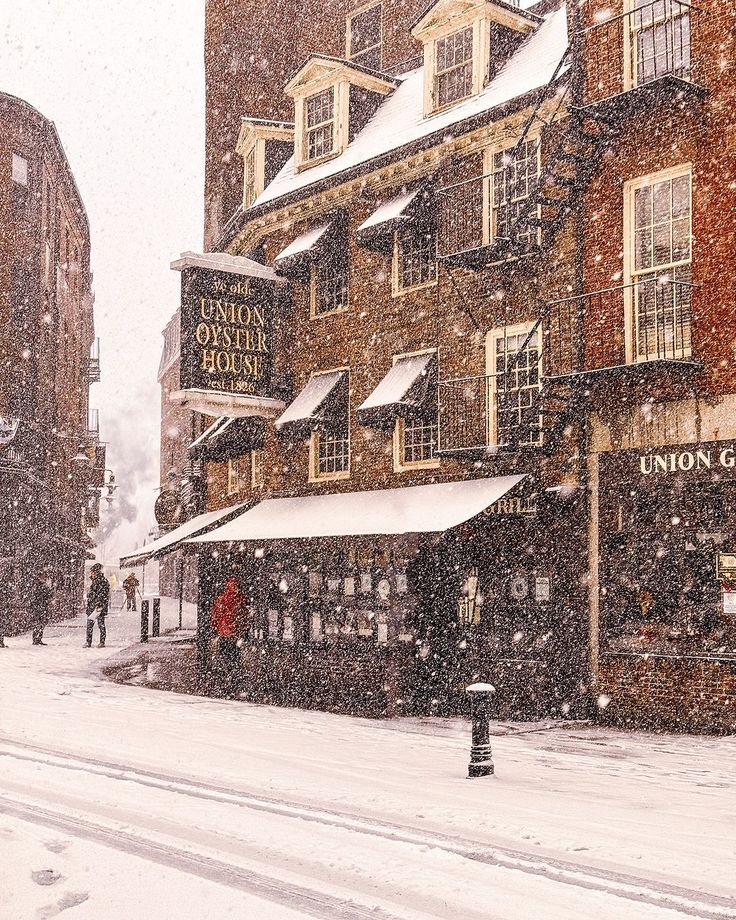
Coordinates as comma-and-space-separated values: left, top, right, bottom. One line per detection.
189, 417, 265, 461
273, 222, 332, 277
187, 476, 526, 544
119, 503, 248, 568
275, 370, 347, 436
357, 352, 436, 426
189, 417, 228, 454
356, 187, 430, 250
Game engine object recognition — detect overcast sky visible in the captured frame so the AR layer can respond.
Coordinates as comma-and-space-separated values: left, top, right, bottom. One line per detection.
1, 2, 206, 561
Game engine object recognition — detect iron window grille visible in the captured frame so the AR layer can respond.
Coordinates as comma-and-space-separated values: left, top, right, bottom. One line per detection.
434, 27, 474, 108
305, 87, 335, 162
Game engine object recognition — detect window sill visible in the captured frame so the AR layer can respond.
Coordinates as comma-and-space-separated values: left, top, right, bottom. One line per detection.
391, 279, 438, 299
295, 149, 343, 173
309, 470, 351, 484
394, 458, 441, 473
310, 305, 351, 321
427, 93, 474, 118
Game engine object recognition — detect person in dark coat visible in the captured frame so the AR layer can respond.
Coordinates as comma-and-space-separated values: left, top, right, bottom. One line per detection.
85, 563, 110, 648
31, 572, 53, 646
210, 577, 246, 697
123, 572, 140, 611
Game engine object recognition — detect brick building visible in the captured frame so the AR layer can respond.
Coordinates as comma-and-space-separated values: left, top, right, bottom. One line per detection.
130, 0, 736, 730
0, 91, 101, 627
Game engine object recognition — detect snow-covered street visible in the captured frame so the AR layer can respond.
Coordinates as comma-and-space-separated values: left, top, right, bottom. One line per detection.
0, 600, 734, 919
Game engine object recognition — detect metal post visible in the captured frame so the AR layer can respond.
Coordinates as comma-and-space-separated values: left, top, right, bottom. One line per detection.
152, 597, 160, 638
466, 683, 495, 778
178, 556, 184, 630
140, 600, 149, 643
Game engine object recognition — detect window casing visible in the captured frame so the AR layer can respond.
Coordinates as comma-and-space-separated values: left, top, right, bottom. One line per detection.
244, 145, 258, 208
487, 139, 541, 247
487, 324, 542, 448
393, 226, 437, 295
251, 449, 265, 490
311, 253, 349, 318
227, 458, 241, 495
626, 166, 692, 361
348, 3, 382, 71
304, 88, 336, 163
434, 27, 474, 109
396, 416, 439, 468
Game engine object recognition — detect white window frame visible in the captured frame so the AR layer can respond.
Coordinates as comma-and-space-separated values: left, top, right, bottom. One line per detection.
308, 369, 351, 483
347, 2, 382, 70
391, 225, 438, 297
227, 458, 241, 495
391, 349, 440, 471
303, 87, 337, 164
12, 153, 28, 187
310, 253, 349, 319
251, 449, 265, 490
482, 135, 541, 248
623, 163, 693, 363
243, 141, 261, 208
433, 26, 475, 110
485, 322, 543, 448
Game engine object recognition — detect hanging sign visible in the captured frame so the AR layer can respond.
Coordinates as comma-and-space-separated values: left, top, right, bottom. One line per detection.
179, 267, 276, 397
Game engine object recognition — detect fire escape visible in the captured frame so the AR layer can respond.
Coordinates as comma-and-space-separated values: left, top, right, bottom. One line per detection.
436, 0, 706, 458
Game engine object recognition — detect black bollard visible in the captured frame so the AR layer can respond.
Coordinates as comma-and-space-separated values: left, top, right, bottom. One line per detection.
466, 683, 496, 778
140, 600, 149, 643
152, 598, 161, 638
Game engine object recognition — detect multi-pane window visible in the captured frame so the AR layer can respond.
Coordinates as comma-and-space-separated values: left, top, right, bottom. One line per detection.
305, 88, 335, 162
630, 0, 691, 88
631, 169, 692, 359
227, 458, 241, 495
12, 153, 28, 186
244, 145, 257, 207
316, 430, 351, 477
251, 449, 265, 490
490, 327, 542, 448
400, 416, 438, 466
395, 226, 437, 292
490, 139, 540, 246
348, 3, 382, 71
434, 27, 474, 108
312, 256, 348, 316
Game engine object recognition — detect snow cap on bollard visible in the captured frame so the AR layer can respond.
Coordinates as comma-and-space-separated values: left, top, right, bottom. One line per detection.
466, 682, 495, 778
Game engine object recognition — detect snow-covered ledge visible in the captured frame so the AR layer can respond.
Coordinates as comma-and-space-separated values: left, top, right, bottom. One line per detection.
170, 251, 286, 283
168, 388, 286, 419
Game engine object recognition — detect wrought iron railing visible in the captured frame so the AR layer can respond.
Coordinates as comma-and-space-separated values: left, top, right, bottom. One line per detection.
438, 278, 696, 454
577, 0, 705, 107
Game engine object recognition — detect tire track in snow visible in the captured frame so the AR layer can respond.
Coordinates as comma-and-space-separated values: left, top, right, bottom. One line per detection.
1, 737, 734, 920
0, 797, 402, 920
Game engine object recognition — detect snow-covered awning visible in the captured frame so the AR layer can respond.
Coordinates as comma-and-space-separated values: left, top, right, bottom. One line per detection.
357, 352, 436, 426
275, 370, 347, 434
170, 251, 284, 282
357, 188, 431, 251
187, 476, 526, 543
358, 189, 420, 233
189, 417, 228, 453
119, 504, 248, 568
273, 222, 332, 276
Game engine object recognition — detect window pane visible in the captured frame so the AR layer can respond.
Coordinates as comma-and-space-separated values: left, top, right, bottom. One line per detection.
634, 186, 651, 229
672, 174, 690, 219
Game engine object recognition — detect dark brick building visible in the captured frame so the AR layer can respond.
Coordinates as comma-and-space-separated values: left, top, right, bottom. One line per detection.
140, 0, 736, 730
0, 91, 101, 628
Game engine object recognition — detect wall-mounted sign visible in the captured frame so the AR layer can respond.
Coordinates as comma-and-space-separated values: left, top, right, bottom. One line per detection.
154, 489, 183, 527
639, 443, 736, 476
179, 267, 276, 397
484, 495, 537, 516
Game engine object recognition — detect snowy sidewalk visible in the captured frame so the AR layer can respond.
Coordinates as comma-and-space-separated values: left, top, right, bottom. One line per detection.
1, 597, 735, 918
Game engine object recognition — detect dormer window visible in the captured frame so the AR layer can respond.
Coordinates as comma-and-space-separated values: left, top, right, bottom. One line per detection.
285, 56, 398, 172
305, 88, 336, 162
236, 118, 294, 209
435, 27, 474, 108
348, 3, 382, 71
412, 0, 541, 117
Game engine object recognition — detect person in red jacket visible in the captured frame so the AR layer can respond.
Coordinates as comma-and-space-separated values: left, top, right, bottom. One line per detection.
211, 577, 246, 697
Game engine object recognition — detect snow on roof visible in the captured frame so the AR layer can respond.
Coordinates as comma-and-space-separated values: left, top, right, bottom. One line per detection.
119, 503, 248, 568
275, 370, 346, 429
250, 6, 568, 211
358, 352, 434, 412
187, 476, 526, 542
170, 251, 283, 282
274, 222, 332, 262
357, 188, 421, 232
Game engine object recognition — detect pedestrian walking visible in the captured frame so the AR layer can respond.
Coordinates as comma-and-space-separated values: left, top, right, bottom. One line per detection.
123, 572, 140, 611
85, 563, 110, 648
211, 576, 246, 697
30, 571, 53, 646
